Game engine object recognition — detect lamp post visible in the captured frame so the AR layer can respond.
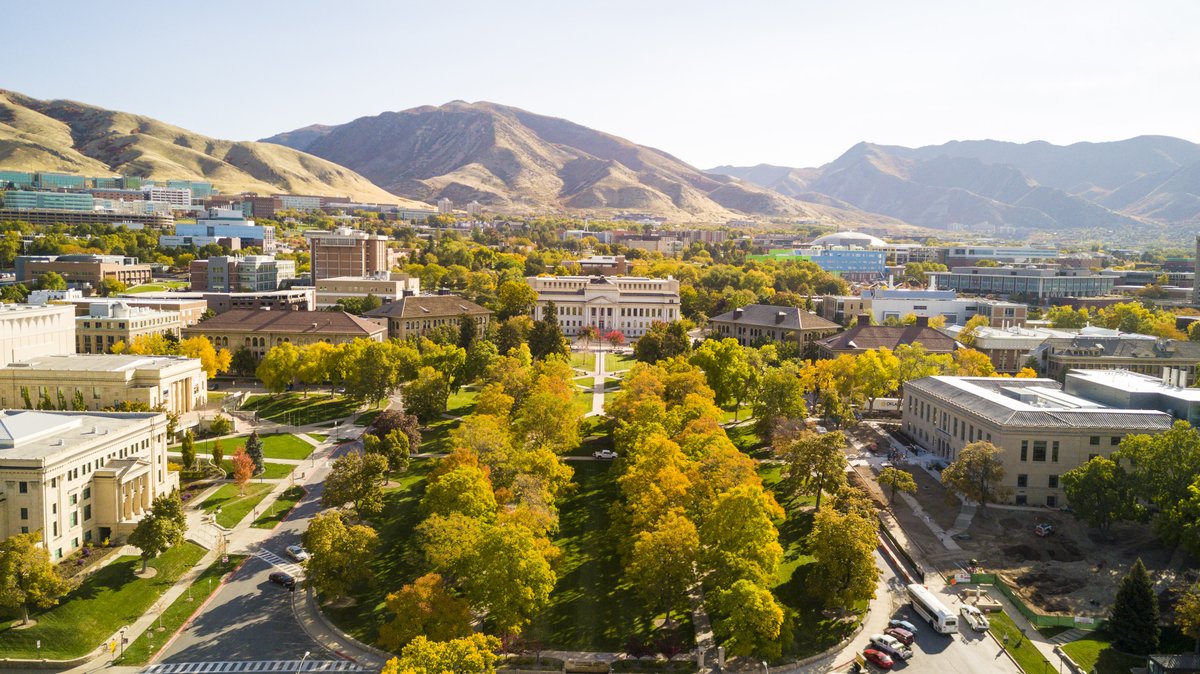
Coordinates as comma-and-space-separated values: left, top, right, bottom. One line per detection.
760, 661, 768, 674
297, 650, 311, 674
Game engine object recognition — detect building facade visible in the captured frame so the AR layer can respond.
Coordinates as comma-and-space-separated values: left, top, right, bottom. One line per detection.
0, 354, 206, 415
190, 255, 296, 292
708, 305, 841, 348
927, 267, 1116, 300
76, 303, 183, 354
0, 304, 76, 366
1034, 335, 1200, 385
365, 295, 492, 340
937, 246, 1058, 267
0, 411, 178, 560
173, 209, 274, 250
183, 310, 385, 358
0, 208, 173, 229
17, 254, 153, 287
817, 317, 961, 357
315, 273, 419, 309
525, 276, 681, 338
576, 255, 629, 276
3, 191, 94, 210
938, 325, 1075, 374
305, 227, 392, 280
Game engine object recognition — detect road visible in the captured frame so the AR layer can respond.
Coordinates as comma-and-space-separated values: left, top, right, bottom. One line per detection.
158, 442, 354, 662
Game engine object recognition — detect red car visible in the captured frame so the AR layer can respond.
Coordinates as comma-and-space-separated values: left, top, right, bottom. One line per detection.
884, 627, 914, 646
863, 648, 894, 670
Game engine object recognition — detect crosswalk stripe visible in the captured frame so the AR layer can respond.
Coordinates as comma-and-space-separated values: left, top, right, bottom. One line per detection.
145, 662, 365, 674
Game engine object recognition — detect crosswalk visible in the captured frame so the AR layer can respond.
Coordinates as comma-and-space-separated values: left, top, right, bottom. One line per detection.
145, 661, 365, 674
254, 549, 304, 577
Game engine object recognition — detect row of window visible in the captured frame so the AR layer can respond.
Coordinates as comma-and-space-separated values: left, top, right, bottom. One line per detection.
1016, 474, 1059, 489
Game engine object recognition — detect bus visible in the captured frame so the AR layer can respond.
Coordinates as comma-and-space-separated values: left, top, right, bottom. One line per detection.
906, 583, 958, 634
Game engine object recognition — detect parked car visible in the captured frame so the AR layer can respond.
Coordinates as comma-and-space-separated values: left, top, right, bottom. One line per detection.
592, 449, 618, 460
868, 634, 913, 660
960, 604, 991, 631
285, 545, 309, 562
1035, 523, 1054, 537
268, 571, 296, 590
884, 627, 914, 646
862, 648, 894, 670
888, 618, 918, 634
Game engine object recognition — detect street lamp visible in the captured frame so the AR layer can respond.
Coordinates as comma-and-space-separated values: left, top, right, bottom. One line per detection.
297, 650, 311, 674
760, 661, 768, 674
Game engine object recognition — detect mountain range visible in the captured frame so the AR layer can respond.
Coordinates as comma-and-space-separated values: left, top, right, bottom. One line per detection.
0, 90, 421, 205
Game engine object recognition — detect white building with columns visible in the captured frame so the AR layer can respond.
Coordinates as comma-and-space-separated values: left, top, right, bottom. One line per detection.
0, 304, 76, 366
0, 410, 177, 561
525, 275, 681, 338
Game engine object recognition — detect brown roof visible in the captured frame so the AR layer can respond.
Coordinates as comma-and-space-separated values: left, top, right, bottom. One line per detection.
708, 304, 840, 332
365, 295, 492, 319
817, 324, 960, 353
185, 310, 385, 336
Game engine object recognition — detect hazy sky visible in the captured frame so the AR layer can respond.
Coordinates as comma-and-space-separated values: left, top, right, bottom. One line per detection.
4, 1, 1198, 169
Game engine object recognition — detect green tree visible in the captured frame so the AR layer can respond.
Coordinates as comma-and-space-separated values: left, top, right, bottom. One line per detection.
244, 431, 265, 475
528, 301, 568, 360
378, 573, 473, 651
322, 451, 388, 518
36, 271, 67, 291
496, 280, 538, 319
421, 465, 497, 521
627, 509, 699, 622
416, 513, 485, 579
97, 277, 127, 296
256, 342, 300, 393
404, 366, 450, 423
1110, 558, 1159, 655
1174, 583, 1200, 653
752, 362, 808, 441
461, 523, 556, 636
1061, 457, 1139, 538
128, 507, 185, 572
1116, 421, 1200, 542
941, 441, 1011, 510
776, 431, 847, 512
211, 437, 224, 469
209, 414, 233, 437
0, 532, 73, 624
231, 346, 257, 377
297, 341, 334, 395
302, 510, 378, 600
806, 506, 880, 608
877, 466, 917, 505
689, 338, 751, 411
894, 342, 951, 387
458, 313, 478, 348
381, 634, 501, 674
699, 485, 785, 589
1046, 305, 1090, 329
854, 348, 900, 411
633, 321, 692, 363
710, 579, 789, 660
364, 429, 411, 478
346, 341, 420, 406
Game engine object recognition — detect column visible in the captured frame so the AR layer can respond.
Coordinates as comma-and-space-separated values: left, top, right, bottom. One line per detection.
140, 474, 150, 511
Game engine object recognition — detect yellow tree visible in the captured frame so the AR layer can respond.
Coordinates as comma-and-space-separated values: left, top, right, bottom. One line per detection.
381, 634, 501, 674
854, 348, 900, 411
948, 348, 996, 377
807, 507, 880, 607
178, 336, 232, 378
958, 315, 990, 347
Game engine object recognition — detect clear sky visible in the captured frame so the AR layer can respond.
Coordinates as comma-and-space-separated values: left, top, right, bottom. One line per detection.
3, 0, 1198, 169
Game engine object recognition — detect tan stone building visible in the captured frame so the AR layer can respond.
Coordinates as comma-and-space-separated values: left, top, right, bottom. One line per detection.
365, 295, 492, 340
708, 305, 840, 348
0, 304, 76, 366
76, 303, 183, 354
65, 297, 209, 326
183, 310, 385, 358
0, 354, 207, 414
304, 227, 392, 280
526, 276, 681, 338
17, 254, 153, 287
0, 410, 177, 560
901, 375, 1172, 507
315, 273, 420, 309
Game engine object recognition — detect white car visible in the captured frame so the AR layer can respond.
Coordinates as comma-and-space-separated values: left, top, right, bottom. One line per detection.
868, 633, 913, 660
592, 449, 618, 460
285, 545, 309, 562
960, 604, 990, 631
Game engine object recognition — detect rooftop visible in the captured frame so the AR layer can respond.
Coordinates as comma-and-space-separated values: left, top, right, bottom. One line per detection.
187, 309, 384, 335
365, 294, 491, 319
818, 322, 960, 353
1043, 335, 1200, 359
3, 354, 199, 373
0, 411, 159, 459
1066, 369, 1200, 402
709, 304, 840, 332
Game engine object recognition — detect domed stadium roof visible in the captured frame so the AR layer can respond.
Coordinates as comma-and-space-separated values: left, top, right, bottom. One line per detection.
810, 231, 886, 247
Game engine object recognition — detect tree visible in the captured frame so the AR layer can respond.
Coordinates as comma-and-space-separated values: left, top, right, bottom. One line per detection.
381, 634, 501, 674
627, 509, 699, 622
97, 277, 127, 297
180, 430, 196, 469
461, 523, 556, 636
877, 466, 917, 505
151, 490, 187, 531
231, 447, 255, 494
1116, 421, 1200, 542
211, 437, 224, 469
854, 348, 900, 410
776, 431, 847, 512
1110, 558, 1159, 655
345, 341, 420, 406
209, 414, 233, 437
256, 342, 300, 394
752, 362, 808, 441
958, 315, 990, 347
604, 330, 626, 352
1046, 305, 1090, 329
528, 301, 568, 360
323, 451, 389, 518
941, 441, 1011, 510
947, 348, 996, 377
689, 338, 751, 410
365, 429, 411, 477
1061, 457, 1139, 538
244, 431, 265, 476
633, 321, 692, 363
368, 410, 422, 452
231, 346, 257, 377
296, 341, 334, 394
710, 579, 789, 660
128, 506, 185, 572
1174, 584, 1200, 653
422, 465, 497, 521
417, 513, 486, 580
302, 510, 378, 600
458, 313, 478, 349
0, 532, 73, 624
894, 342, 950, 387
578, 325, 600, 351
806, 506, 880, 607
405, 366, 450, 423
379, 573, 473, 651
37, 271, 67, 291
699, 485, 785, 589
496, 281, 538, 319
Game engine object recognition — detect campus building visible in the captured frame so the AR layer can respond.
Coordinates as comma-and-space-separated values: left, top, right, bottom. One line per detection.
2, 190, 94, 210
937, 325, 1075, 374
189, 255, 297, 292
1034, 334, 1200, 385
0, 207, 173, 229
816, 316, 961, 357
172, 209, 275, 250
0, 410, 178, 560
576, 255, 629, 276
315, 273, 419, 309
926, 267, 1116, 300
936, 245, 1058, 267
365, 295, 492, 340
182, 310, 385, 358
16, 254, 153, 287
76, 303, 183, 354
901, 374, 1173, 506
525, 276, 681, 338
0, 354, 207, 415
304, 227, 392, 280
820, 288, 1027, 327
707, 305, 840, 348
0, 304, 76, 366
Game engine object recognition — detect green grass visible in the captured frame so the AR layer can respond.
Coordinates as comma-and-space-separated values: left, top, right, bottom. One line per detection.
307, 432, 328, 442
114, 554, 247, 665
726, 424, 767, 456
420, 416, 460, 454
260, 434, 315, 460
991, 612, 1053, 674
0, 543, 205, 659
1061, 629, 1192, 674
356, 409, 383, 428
447, 389, 479, 417
574, 389, 595, 415
570, 351, 596, 371
124, 281, 189, 294
243, 393, 362, 425
218, 460, 294, 480
608, 353, 638, 371
199, 482, 274, 528
252, 486, 306, 529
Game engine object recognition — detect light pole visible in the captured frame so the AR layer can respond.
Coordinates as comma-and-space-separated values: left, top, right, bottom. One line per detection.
760, 661, 768, 674
297, 650, 311, 674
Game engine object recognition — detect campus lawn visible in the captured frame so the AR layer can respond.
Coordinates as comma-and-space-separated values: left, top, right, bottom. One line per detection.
124, 281, 189, 294
726, 423, 768, 456
243, 393, 362, 425
306, 432, 328, 442
574, 389, 595, 414
0, 543, 205, 659
420, 416, 460, 454
114, 554, 247, 665
218, 460, 294, 480
355, 409, 383, 428
608, 352, 638, 371
991, 612, 1053, 674
1062, 629, 1193, 674
252, 486, 306, 529
447, 389, 479, 417
199, 482, 274, 528
172, 433, 311, 461
569, 351, 596, 372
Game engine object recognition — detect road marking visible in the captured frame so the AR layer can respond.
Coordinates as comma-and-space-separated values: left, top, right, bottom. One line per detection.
253, 549, 304, 577
145, 661, 366, 674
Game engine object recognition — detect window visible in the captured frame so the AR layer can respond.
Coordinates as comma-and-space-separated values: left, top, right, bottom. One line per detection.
69, 494, 77, 506
1090, 436, 1100, 446
18, 481, 27, 493
1052, 441, 1059, 462
1048, 475, 1059, 489
83, 505, 91, 521
20, 526, 28, 534
1033, 441, 1047, 462
1020, 441, 1028, 462
70, 511, 78, 527
1111, 436, 1121, 446
1015, 494, 1028, 505
1017, 474, 1028, 488
1046, 495, 1058, 508
83, 487, 91, 500
19, 507, 28, 520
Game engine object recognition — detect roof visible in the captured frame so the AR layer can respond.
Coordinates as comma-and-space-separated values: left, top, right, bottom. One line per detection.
818, 324, 960, 353
0, 411, 160, 459
904, 376, 1175, 430
187, 310, 385, 335
365, 295, 491, 319
709, 304, 840, 332
3, 354, 200, 373
1043, 336, 1200, 360
811, 231, 885, 247
1149, 654, 1200, 670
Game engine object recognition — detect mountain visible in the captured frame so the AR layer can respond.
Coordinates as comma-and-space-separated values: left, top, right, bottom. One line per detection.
710, 136, 1200, 231
264, 101, 907, 225
0, 90, 419, 205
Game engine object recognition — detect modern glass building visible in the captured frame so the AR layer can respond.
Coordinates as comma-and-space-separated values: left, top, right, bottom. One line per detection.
927, 266, 1115, 299
2, 190, 95, 210
0, 171, 35, 189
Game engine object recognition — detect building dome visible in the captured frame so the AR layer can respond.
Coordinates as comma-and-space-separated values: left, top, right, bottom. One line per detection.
810, 231, 886, 248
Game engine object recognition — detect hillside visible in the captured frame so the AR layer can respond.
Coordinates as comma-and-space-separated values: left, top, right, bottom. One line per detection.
263, 101, 905, 225
0, 90, 421, 206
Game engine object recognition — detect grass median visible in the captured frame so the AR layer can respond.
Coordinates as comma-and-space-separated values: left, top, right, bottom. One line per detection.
252, 486, 306, 529
991, 611, 1052, 674
217, 460, 294, 480
200, 483, 274, 528
0, 543, 205, 659
114, 554, 248, 665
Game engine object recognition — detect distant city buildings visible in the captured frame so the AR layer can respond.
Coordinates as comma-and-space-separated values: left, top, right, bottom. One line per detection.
304, 227, 392, 280
16, 254, 153, 288
526, 275, 681, 337
927, 266, 1116, 300
189, 255, 296, 292
168, 208, 275, 250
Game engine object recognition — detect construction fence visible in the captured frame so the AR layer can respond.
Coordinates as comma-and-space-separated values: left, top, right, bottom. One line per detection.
950, 573, 1107, 631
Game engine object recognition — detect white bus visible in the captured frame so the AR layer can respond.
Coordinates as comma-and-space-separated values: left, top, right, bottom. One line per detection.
906, 583, 958, 634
